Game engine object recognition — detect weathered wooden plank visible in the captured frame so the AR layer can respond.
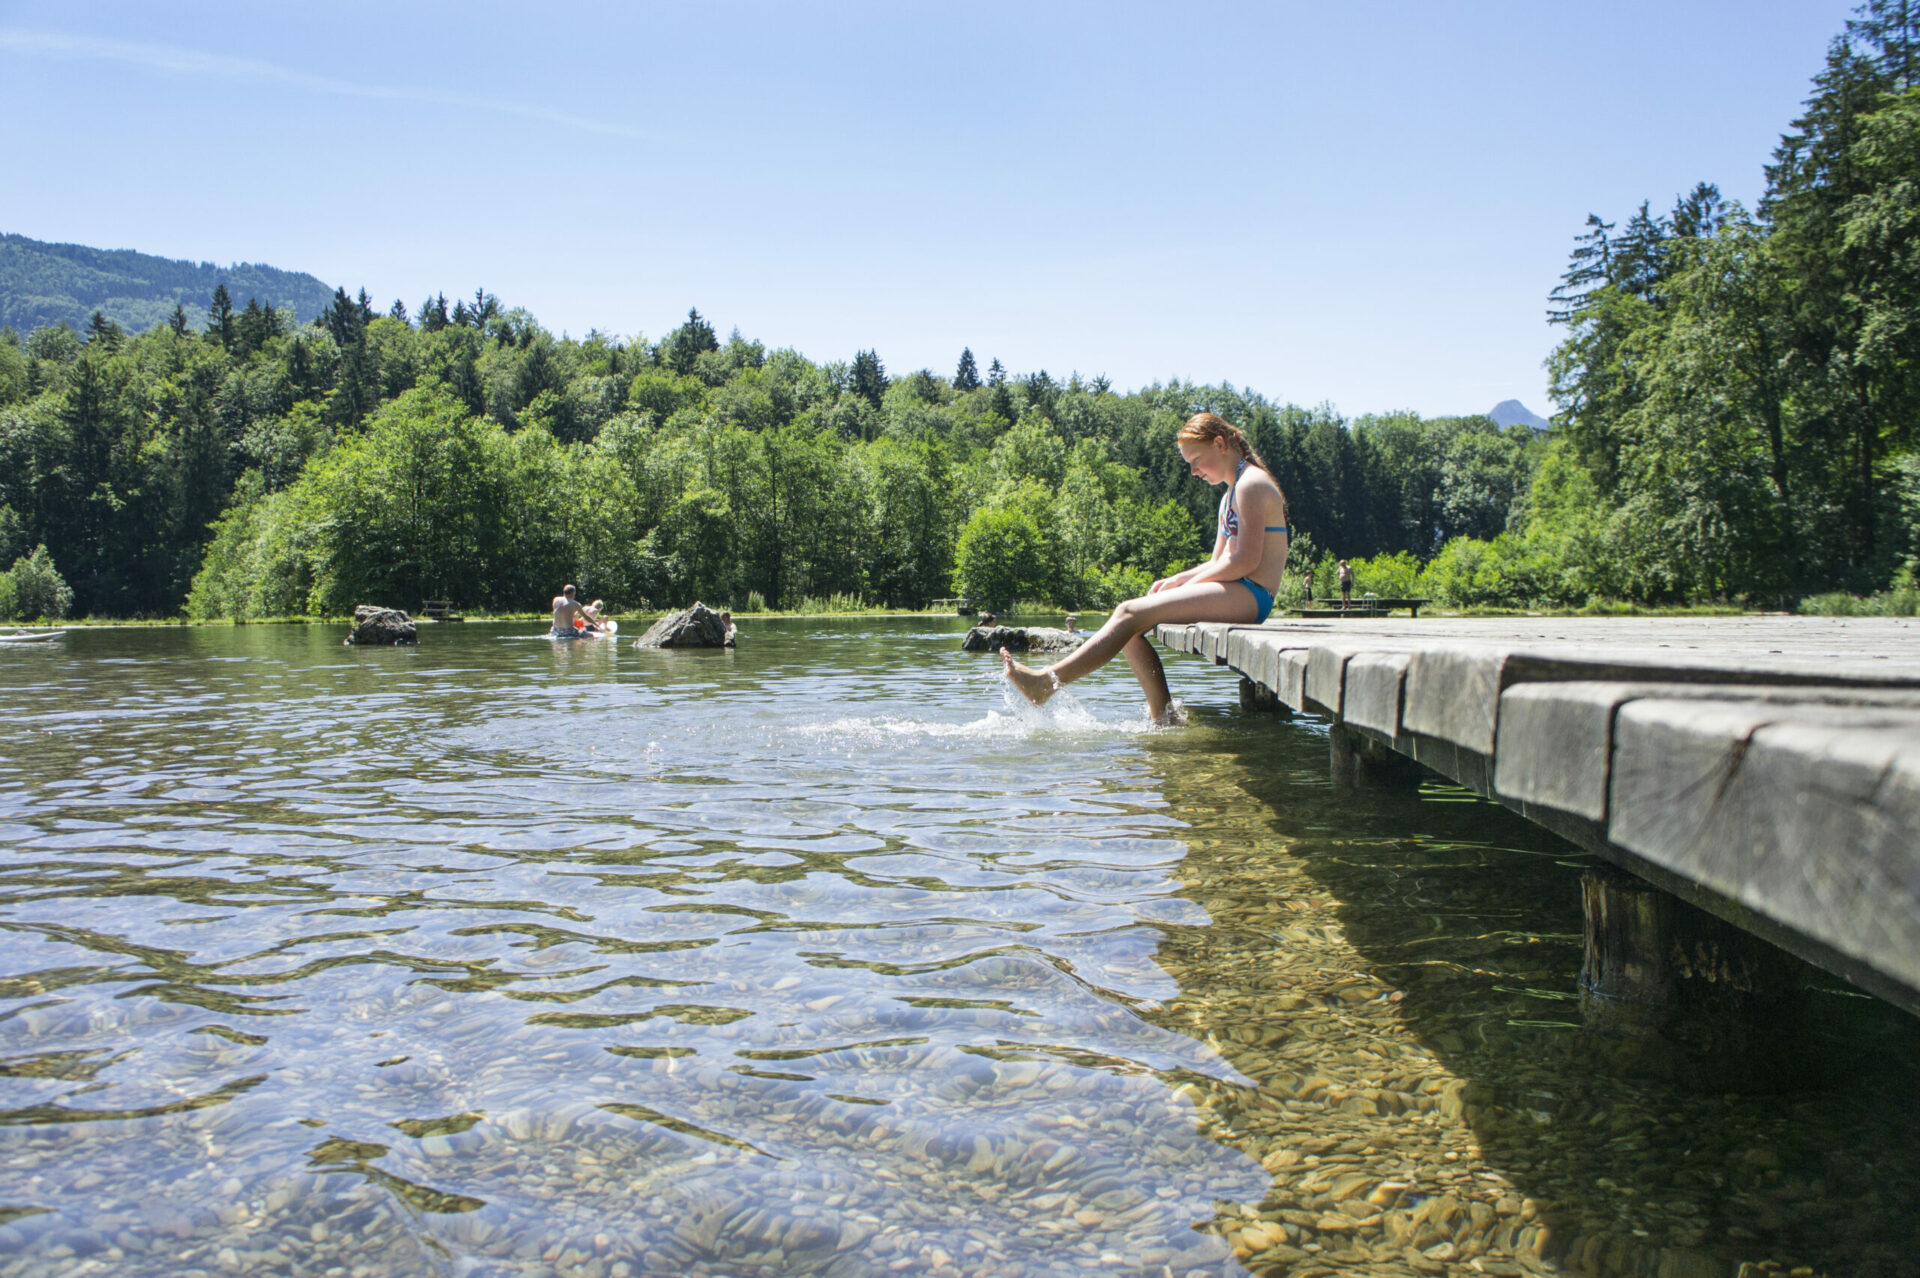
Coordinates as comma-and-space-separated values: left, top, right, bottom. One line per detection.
1609, 700, 1920, 996
1401, 644, 1514, 753
1407, 733, 1493, 796
1493, 681, 1619, 820
1224, 628, 1263, 686
1342, 652, 1411, 736
1495, 681, 1920, 822
1278, 648, 1312, 710
1227, 629, 1288, 695
1304, 646, 1351, 717
1156, 623, 1201, 656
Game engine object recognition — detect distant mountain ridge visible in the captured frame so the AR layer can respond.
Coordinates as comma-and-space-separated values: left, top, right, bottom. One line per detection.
0, 233, 338, 336
1488, 399, 1551, 430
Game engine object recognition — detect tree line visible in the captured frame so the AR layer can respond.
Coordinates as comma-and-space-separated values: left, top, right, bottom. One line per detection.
6, 3, 1917, 621
0, 285, 1538, 619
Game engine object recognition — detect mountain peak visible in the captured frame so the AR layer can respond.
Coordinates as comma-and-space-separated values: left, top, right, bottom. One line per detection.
1488, 399, 1550, 430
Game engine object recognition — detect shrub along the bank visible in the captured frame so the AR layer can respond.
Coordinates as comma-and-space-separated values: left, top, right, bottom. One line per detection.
0, 544, 73, 621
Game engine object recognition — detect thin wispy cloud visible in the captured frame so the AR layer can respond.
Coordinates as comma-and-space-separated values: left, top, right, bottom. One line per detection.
0, 28, 649, 140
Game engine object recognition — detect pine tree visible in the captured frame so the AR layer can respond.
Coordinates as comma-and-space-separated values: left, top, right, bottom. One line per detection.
236, 298, 266, 354
85, 311, 121, 349
234, 298, 284, 356
323, 287, 364, 348
663, 308, 720, 373
1850, 0, 1920, 91
851, 349, 889, 407
1547, 215, 1614, 323
987, 379, 1015, 424
953, 347, 980, 391
1612, 202, 1671, 299
207, 284, 236, 350
1766, 37, 1902, 582
1765, 38, 1883, 228
464, 289, 502, 331
987, 357, 1006, 387
388, 299, 409, 323
1021, 369, 1056, 419
421, 293, 450, 332
168, 304, 189, 337
1669, 182, 1727, 240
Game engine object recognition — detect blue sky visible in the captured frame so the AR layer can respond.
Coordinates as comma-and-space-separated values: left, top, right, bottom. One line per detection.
0, 0, 1862, 418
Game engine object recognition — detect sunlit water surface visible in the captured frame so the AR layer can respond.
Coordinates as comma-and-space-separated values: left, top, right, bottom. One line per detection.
0, 619, 1915, 1278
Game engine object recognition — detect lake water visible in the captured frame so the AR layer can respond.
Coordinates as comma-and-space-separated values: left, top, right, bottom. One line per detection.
1, 618, 1916, 1278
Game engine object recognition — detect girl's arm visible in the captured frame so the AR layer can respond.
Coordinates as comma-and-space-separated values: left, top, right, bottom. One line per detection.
1181, 482, 1280, 585
1150, 494, 1231, 593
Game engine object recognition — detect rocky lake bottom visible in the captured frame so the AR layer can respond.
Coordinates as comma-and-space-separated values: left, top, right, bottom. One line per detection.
0, 619, 1915, 1278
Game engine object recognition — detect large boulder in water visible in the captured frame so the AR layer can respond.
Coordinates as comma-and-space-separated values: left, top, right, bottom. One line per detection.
633, 602, 729, 648
347, 605, 417, 645
961, 625, 1082, 654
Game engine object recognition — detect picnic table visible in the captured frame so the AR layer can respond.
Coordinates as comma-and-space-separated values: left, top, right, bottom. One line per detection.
1298, 596, 1429, 618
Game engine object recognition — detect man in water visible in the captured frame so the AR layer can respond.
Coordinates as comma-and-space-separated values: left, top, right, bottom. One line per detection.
551, 585, 600, 637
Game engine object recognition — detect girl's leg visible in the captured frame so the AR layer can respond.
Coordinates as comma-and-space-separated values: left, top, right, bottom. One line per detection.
1002, 581, 1256, 710
1119, 632, 1174, 721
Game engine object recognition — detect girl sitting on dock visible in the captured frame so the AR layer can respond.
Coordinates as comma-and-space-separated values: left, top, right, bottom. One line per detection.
1003, 411, 1289, 723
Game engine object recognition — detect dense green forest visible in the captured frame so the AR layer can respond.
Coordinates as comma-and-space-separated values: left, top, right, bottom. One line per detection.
4, 2, 1920, 622
0, 284, 1534, 619
0, 233, 336, 338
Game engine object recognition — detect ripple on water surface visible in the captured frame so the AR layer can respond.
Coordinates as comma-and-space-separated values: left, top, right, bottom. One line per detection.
0, 622, 1259, 1277
1, 620, 1917, 1278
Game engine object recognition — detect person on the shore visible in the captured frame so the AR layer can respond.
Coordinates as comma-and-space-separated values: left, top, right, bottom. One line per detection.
1001, 412, 1289, 723
1337, 559, 1353, 606
551, 585, 597, 638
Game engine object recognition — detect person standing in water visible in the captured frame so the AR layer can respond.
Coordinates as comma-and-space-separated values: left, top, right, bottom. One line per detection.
551, 584, 599, 637
1002, 412, 1289, 722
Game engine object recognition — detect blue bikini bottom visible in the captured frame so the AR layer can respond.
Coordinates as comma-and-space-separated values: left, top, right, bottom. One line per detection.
1235, 577, 1274, 623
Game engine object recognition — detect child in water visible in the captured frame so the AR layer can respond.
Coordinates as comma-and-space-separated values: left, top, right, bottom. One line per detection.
1002, 412, 1289, 723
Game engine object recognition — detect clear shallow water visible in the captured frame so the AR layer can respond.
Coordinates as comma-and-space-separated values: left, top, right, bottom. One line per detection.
0, 619, 1916, 1278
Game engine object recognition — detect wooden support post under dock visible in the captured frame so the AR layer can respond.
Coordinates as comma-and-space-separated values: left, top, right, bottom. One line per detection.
1154, 616, 1920, 1019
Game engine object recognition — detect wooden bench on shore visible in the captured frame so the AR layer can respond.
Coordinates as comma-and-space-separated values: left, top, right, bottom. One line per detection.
418, 599, 462, 621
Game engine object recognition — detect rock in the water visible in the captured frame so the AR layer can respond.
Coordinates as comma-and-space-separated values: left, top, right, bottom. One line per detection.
632, 602, 730, 648
961, 625, 1083, 654
346, 605, 417, 645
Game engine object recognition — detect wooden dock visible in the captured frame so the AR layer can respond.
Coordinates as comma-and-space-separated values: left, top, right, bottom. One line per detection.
1154, 615, 1920, 1017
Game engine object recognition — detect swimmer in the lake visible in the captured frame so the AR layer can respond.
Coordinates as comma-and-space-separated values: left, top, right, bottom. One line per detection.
1002, 412, 1290, 723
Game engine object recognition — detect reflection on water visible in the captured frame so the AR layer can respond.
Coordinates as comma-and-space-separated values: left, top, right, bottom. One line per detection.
0, 619, 1914, 1278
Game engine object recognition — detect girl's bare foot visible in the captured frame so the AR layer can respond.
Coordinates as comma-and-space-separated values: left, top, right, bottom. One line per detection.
1001, 648, 1057, 706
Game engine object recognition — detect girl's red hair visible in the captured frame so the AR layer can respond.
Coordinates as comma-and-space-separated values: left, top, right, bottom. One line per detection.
1178, 412, 1270, 474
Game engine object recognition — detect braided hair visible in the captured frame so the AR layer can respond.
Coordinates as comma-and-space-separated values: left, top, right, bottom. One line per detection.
1177, 412, 1271, 474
